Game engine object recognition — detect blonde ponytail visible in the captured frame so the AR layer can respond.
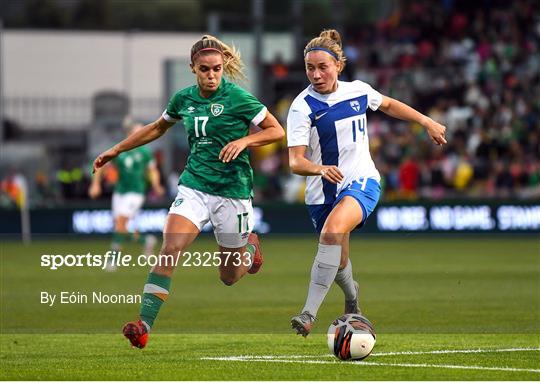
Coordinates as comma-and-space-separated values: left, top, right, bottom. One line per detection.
191, 35, 246, 82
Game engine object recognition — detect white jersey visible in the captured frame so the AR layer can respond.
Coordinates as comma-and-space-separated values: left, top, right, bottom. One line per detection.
287, 80, 382, 205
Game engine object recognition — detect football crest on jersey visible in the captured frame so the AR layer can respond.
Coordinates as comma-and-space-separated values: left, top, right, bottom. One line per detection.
350, 100, 360, 112
210, 104, 224, 117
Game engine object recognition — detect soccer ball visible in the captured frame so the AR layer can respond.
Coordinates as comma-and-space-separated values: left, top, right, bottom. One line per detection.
327, 313, 376, 361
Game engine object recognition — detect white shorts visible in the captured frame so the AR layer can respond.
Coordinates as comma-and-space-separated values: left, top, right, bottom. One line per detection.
169, 185, 253, 248
112, 192, 145, 218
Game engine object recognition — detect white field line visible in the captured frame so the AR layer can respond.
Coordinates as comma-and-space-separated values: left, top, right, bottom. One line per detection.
200, 347, 540, 374
371, 347, 540, 357
200, 357, 540, 374
359, 361, 540, 374
201, 347, 540, 360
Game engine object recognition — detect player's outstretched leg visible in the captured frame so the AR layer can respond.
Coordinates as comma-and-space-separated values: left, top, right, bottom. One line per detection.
122, 271, 171, 349
291, 242, 341, 337
122, 215, 199, 349
292, 197, 363, 337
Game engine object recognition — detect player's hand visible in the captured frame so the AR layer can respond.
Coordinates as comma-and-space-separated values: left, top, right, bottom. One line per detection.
320, 165, 344, 184
219, 138, 248, 163
88, 183, 101, 199
92, 147, 119, 173
423, 117, 447, 146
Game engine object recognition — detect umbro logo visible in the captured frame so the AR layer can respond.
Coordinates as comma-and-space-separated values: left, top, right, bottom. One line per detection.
187, 106, 195, 113
143, 298, 153, 306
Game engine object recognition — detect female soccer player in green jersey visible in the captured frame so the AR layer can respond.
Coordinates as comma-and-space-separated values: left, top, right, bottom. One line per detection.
92, 35, 285, 349
89, 118, 165, 272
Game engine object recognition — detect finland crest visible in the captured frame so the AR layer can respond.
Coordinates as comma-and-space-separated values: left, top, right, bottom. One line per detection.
210, 104, 224, 116
350, 100, 360, 112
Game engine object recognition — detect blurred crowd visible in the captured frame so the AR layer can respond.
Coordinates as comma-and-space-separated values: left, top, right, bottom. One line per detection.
2, 0, 539, 208
256, 0, 540, 202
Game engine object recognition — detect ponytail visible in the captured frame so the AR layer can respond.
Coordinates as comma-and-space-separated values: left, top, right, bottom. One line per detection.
191, 35, 246, 82
304, 29, 346, 73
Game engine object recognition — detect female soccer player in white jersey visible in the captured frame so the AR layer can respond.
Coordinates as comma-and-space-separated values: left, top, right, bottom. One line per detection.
287, 29, 447, 337
92, 35, 285, 348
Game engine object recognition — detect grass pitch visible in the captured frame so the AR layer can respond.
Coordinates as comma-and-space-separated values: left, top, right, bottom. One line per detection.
1, 235, 539, 380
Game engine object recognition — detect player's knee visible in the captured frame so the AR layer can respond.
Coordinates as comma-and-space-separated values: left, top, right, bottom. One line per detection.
319, 229, 343, 245
114, 217, 129, 232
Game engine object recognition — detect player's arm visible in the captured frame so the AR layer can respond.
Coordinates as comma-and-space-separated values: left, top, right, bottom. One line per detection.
288, 145, 343, 184
92, 117, 174, 173
219, 111, 285, 163
88, 166, 104, 199
243, 111, 285, 147
378, 95, 447, 145
147, 162, 165, 197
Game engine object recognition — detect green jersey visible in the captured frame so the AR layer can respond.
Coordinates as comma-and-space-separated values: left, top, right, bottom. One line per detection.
112, 146, 153, 194
163, 79, 266, 199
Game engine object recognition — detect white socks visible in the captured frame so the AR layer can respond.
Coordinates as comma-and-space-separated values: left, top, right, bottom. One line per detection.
302, 243, 341, 317
335, 258, 356, 301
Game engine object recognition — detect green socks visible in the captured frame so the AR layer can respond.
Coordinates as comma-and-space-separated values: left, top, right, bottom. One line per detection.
140, 272, 171, 331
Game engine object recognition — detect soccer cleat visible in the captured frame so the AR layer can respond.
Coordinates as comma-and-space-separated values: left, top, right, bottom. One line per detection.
291, 311, 316, 337
247, 233, 263, 274
122, 319, 148, 349
344, 281, 362, 314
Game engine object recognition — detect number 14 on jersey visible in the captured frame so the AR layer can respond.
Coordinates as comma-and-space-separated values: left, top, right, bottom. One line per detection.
352, 117, 366, 142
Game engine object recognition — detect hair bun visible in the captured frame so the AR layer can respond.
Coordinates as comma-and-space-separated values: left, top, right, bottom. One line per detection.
320, 29, 342, 47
